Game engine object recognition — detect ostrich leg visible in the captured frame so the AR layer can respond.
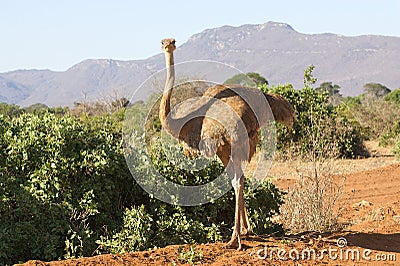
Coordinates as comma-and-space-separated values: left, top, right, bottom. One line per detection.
224, 161, 245, 250
240, 197, 252, 236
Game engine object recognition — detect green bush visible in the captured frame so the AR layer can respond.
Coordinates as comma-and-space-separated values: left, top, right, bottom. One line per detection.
380, 120, 400, 147
264, 66, 367, 158
0, 102, 69, 118
0, 112, 139, 264
97, 138, 283, 254
342, 94, 400, 141
1, 110, 284, 264
96, 179, 283, 254
260, 83, 366, 158
0, 102, 24, 117
177, 244, 203, 265
393, 134, 400, 159
96, 205, 153, 253
385, 88, 400, 105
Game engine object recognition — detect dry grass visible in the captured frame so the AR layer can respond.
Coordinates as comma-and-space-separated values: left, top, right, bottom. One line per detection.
278, 156, 348, 234
245, 126, 396, 235
268, 140, 396, 180
274, 114, 352, 234
273, 137, 395, 234
273, 124, 395, 234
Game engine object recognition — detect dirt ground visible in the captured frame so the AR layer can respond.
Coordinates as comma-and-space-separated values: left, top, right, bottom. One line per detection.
23, 143, 400, 265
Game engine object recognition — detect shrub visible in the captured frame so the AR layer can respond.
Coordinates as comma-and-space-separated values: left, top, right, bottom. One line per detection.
280, 165, 346, 233
97, 138, 284, 253
393, 135, 400, 159
279, 113, 348, 234
96, 205, 153, 253
344, 95, 400, 140
260, 83, 366, 158
0, 112, 139, 264
385, 88, 400, 105
380, 120, 400, 147
0, 102, 24, 117
1, 109, 284, 264
96, 180, 284, 254
177, 244, 203, 265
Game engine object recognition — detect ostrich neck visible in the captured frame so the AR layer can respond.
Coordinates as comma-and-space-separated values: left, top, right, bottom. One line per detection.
164, 52, 175, 92
159, 51, 179, 137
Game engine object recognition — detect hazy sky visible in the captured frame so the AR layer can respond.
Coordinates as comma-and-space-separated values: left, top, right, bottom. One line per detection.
1, 0, 399, 72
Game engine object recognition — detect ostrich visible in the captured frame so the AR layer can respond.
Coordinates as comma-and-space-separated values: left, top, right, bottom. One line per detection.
159, 38, 295, 249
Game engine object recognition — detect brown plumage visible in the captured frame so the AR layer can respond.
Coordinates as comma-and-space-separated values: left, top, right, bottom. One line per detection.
159, 38, 295, 250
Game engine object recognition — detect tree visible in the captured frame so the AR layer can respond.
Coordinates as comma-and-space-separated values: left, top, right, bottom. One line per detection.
315, 82, 343, 105
23, 103, 49, 114
316, 82, 341, 96
246, 72, 269, 86
224, 72, 268, 87
363, 83, 391, 98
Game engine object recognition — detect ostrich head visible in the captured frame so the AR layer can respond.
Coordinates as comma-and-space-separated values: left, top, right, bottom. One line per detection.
161, 38, 176, 53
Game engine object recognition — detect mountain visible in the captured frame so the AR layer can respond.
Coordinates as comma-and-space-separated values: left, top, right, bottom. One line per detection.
1, 21, 400, 107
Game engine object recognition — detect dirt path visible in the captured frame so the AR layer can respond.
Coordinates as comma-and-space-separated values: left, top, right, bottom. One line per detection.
23, 160, 400, 265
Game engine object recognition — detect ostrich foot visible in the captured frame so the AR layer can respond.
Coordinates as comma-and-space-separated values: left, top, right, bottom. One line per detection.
224, 235, 242, 250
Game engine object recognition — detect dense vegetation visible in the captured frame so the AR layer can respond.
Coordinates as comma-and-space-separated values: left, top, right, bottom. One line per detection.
251, 66, 366, 159
1, 67, 399, 264
0, 112, 135, 263
0, 108, 282, 265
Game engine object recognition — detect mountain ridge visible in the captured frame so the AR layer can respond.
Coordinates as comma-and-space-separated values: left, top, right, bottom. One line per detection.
1, 21, 399, 107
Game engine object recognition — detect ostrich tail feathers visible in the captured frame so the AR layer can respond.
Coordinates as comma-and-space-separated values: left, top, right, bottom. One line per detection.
265, 93, 295, 128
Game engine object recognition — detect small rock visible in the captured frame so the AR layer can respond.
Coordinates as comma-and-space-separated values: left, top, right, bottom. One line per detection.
353, 200, 373, 209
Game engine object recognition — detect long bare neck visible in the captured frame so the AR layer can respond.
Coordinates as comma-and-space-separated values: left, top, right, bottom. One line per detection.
159, 51, 178, 135
164, 52, 175, 95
